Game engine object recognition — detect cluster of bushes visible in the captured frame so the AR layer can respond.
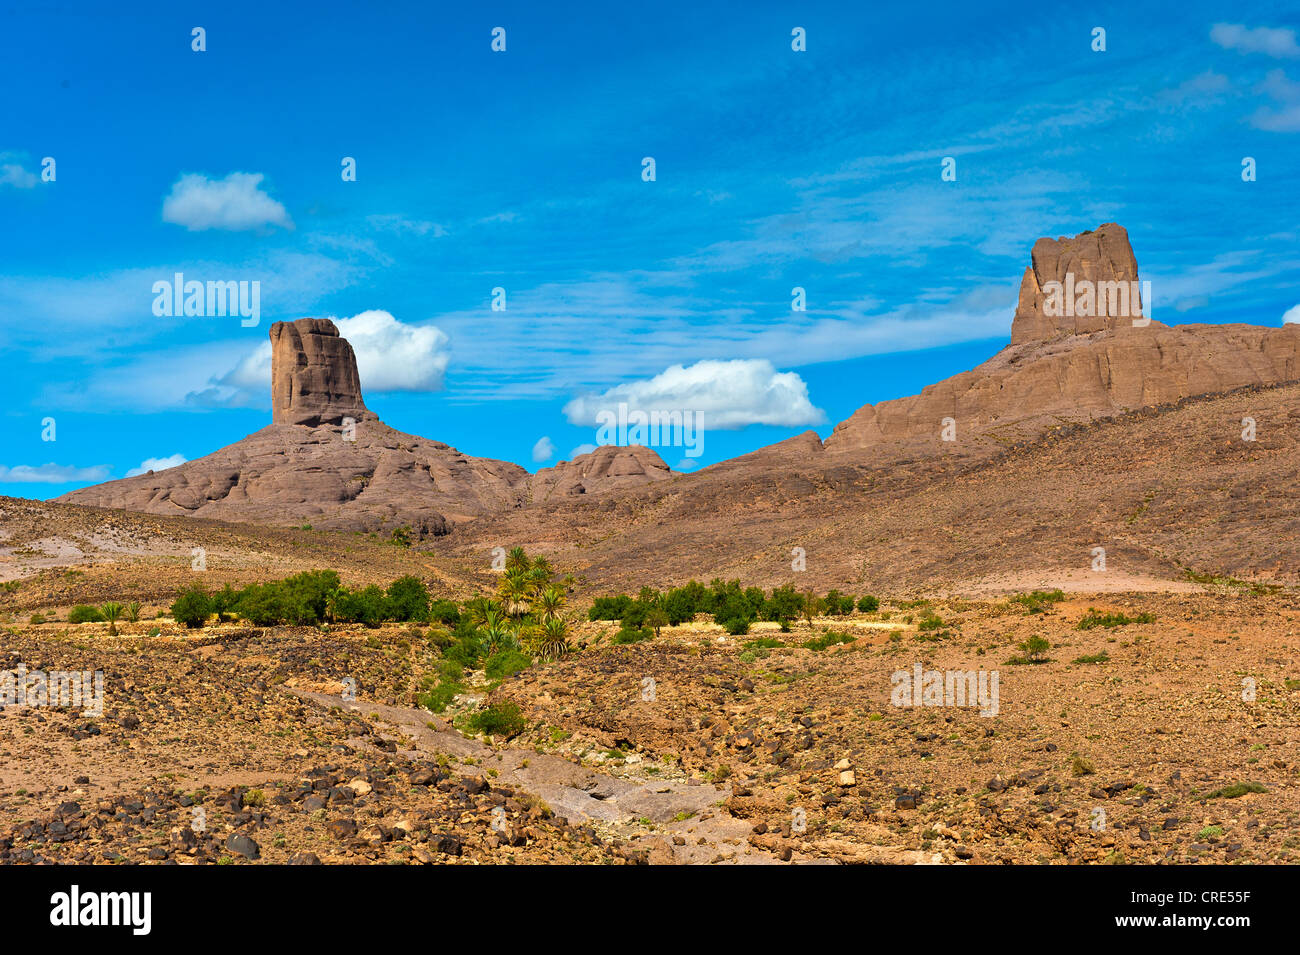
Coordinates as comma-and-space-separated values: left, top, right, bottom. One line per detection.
1077, 608, 1156, 630
1011, 589, 1066, 614
68, 601, 142, 635
169, 571, 461, 629
415, 547, 572, 716
589, 579, 881, 636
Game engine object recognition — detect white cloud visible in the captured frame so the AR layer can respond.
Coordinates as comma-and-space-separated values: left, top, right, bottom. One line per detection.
162, 172, 293, 232
563, 359, 824, 430
0, 155, 37, 189
674, 458, 700, 470
126, 453, 187, 477
1211, 23, 1300, 59
531, 436, 556, 462
214, 310, 450, 403
1282, 304, 1300, 324
0, 463, 110, 484
569, 443, 597, 459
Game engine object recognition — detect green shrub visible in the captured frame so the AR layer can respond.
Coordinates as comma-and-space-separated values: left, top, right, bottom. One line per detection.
417, 680, 463, 713
805, 630, 854, 651
1077, 608, 1156, 630
171, 586, 212, 629
1072, 651, 1110, 665
485, 649, 532, 681
385, 575, 430, 622
1007, 634, 1051, 664
762, 585, 803, 625
611, 625, 652, 645
589, 595, 633, 621
1011, 589, 1066, 613
428, 599, 460, 625
721, 617, 751, 636
69, 605, 103, 624
211, 585, 238, 623
333, 585, 387, 627
856, 594, 880, 613
234, 570, 340, 626
824, 590, 855, 615
470, 702, 527, 739
1204, 782, 1266, 800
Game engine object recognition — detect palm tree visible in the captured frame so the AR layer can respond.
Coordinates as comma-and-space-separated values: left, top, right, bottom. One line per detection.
482, 621, 518, 656
504, 546, 530, 576
527, 565, 551, 597
536, 585, 566, 622
99, 601, 124, 637
464, 597, 503, 628
537, 617, 569, 661
498, 572, 532, 617
125, 602, 141, 623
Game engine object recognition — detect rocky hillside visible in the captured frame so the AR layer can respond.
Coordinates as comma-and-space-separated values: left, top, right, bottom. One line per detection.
57, 318, 673, 535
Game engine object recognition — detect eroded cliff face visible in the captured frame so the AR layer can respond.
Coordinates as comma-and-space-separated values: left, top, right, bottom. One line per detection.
824, 225, 1300, 456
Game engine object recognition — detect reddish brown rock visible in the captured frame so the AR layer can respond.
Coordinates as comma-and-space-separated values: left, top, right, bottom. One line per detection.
271, 318, 371, 426
1011, 223, 1145, 344
58, 320, 671, 532
825, 224, 1300, 456
531, 445, 673, 501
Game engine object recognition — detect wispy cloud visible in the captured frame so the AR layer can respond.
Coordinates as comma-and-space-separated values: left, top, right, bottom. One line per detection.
0, 463, 110, 484
1211, 23, 1300, 59
0, 152, 38, 189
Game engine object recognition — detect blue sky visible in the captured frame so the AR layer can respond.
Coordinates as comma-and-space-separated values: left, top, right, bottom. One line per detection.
3, 0, 1299, 498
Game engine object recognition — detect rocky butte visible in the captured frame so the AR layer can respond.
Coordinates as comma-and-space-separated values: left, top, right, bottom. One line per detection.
57, 318, 673, 536
821, 223, 1300, 457
60, 224, 1300, 536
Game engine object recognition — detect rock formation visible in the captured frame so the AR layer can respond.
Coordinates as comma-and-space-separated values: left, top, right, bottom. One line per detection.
271, 318, 371, 426
1011, 223, 1144, 344
531, 445, 673, 501
825, 224, 1300, 455
58, 319, 673, 533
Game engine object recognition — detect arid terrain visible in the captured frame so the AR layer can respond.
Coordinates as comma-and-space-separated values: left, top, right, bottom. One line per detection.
2, 486, 1298, 865
5, 224, 1299, 865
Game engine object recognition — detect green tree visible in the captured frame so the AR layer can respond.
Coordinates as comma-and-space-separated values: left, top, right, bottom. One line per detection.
385, 575, 430, 622
645, 607, 669, 638
171, 585, 212, 629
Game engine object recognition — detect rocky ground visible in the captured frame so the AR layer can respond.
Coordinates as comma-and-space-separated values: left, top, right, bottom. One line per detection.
3, 585, 1297, 864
